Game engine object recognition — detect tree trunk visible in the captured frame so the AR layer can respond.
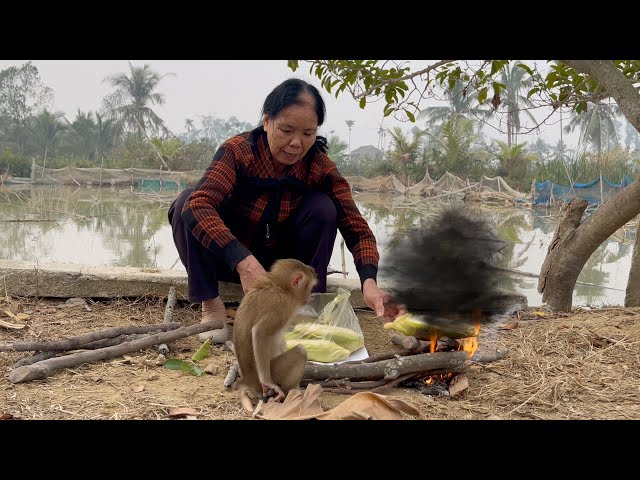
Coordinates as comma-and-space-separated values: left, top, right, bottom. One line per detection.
626, 219, 640, 307
539, 178, 640, 311
547, 61, 640, 310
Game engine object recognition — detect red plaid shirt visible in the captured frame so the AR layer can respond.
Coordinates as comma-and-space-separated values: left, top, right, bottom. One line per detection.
181, 127, 379, 285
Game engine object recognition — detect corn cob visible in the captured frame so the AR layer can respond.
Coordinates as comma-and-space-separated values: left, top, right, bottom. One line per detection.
287, 323, 364, 353
285, 338, 351, 363
383, 313, 477, 339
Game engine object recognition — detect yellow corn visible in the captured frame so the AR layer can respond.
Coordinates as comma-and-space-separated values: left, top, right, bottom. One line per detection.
285, 338, 351, 363
287, 323, 364, 353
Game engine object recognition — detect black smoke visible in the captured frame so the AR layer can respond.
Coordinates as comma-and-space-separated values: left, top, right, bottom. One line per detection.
379, 208, 509, 322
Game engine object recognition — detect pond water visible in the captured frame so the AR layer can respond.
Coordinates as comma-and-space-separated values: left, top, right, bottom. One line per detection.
0, 186, 635, 307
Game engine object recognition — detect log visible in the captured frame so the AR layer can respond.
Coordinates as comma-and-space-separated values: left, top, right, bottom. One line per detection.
0, 322, 182, 352
469, 348, 509, 363
301, 372, 422, 395
302, 351, 469, 382
8, 320, 223, 384
13, 333, 155, 368
157, 286, 177, 354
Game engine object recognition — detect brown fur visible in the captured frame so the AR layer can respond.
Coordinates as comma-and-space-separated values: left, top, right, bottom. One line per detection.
232, 259, 317, 410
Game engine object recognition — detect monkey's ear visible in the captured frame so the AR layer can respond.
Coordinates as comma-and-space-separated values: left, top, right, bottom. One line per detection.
292, 271, 304, 289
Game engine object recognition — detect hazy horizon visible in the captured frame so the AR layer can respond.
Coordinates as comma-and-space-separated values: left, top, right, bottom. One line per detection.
0, 59, 581, 152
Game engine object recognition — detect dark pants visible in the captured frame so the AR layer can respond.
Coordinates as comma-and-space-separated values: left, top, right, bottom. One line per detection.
168, 188, 337, 302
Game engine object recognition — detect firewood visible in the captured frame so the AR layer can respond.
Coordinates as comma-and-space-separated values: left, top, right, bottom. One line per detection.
0, 322, 182, 352
8, 320, 223, 384
12, 333, 152, 368
470, 348, 509, 363
303, 350, 468, 382
390, 333, 434, 351
302, 372, 423, 395
223, 361, 239, 388
157, 286, 177, 355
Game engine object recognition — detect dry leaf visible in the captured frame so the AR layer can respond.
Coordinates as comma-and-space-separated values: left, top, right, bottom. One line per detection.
500, 321, 518, 330
0, 318, 27, 330
448, 375, 469, 397
169, 407, 197, 418
532, 310, 550, 318
132, 385, 145, 393
15, 313, 30, 322
2, 309, 16, 319
259, 384, 420, 420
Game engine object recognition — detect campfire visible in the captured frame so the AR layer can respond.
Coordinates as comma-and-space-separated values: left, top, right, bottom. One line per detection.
300, 310, 506, 399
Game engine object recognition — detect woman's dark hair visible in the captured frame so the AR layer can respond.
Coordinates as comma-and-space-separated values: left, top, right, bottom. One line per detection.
260, 78, 328, 153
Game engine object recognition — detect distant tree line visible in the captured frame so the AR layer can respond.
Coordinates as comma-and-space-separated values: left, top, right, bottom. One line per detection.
1, 61, 638, 193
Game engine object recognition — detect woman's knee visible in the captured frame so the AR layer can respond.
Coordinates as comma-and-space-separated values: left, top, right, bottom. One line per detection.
299, 192, 337, 226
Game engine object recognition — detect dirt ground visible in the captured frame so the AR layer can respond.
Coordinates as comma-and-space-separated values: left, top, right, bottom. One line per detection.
1, 295, 639, 420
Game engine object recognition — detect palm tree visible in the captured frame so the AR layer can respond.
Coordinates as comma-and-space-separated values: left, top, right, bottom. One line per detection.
327, 135, 348, 161
499, 62, 537, 146
65, 110, 121, 162
30, 110, 67, 179
387, 126, 428, 186
494, 140, 537, 183
103, 63, 173, 140
426, 116, 477, 178
417, 79, 492, 132
345, 120, 355, 166
564, 101, 620, 159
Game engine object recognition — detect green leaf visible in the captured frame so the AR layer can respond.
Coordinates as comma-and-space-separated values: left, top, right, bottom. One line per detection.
405, 110, 415, 122
163, 358, 203, 377
516, 63, 533, 76
359, 97, 367, 109
192, 338, 211, 362
478, 87, 488, 104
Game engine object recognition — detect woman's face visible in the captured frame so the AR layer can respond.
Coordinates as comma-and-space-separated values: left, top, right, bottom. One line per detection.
263, 94, 318, 171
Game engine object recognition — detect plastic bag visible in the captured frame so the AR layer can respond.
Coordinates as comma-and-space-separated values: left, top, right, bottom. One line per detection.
285, 287, 365, 363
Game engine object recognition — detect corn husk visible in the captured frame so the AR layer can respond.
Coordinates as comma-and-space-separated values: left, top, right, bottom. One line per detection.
285, 338, 351, 363
383, 313, 477, 339
287, 323, 364, 353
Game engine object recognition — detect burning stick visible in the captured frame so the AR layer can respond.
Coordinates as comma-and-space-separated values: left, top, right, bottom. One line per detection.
303, 350, 469, 383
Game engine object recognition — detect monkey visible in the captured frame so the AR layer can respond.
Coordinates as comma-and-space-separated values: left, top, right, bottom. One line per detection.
232, 258, 317, 411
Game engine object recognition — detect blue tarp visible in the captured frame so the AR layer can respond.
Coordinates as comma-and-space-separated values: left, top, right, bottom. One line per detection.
534, 175, 635, 205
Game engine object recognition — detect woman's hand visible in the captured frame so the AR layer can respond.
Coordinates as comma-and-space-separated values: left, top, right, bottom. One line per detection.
362, 278, 407, 323
236, 255, 267, 293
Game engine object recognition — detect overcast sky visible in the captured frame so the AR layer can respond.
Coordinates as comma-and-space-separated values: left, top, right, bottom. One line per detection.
0, 59, 577, 151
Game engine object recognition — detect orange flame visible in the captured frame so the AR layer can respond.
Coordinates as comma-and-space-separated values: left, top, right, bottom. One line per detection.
429, 332, 439, 353
458, 309, 482, 359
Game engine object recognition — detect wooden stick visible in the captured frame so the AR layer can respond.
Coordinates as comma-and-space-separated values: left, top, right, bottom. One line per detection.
12, 332, 155, 368
223, 362, 239, 388
470, 348, 509, 363
8, 320, 223, 384
302, 371, 423, 395
0, 322, 182, 352
303, 350, 468, 382
390, 333, 430, 351
157, 286, 177, 354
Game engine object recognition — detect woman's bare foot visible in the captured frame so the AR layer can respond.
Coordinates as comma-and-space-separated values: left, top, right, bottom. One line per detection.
198, 296, 229, 344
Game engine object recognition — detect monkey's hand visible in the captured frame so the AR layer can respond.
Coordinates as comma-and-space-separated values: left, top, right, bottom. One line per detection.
262, 383, 285, 402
